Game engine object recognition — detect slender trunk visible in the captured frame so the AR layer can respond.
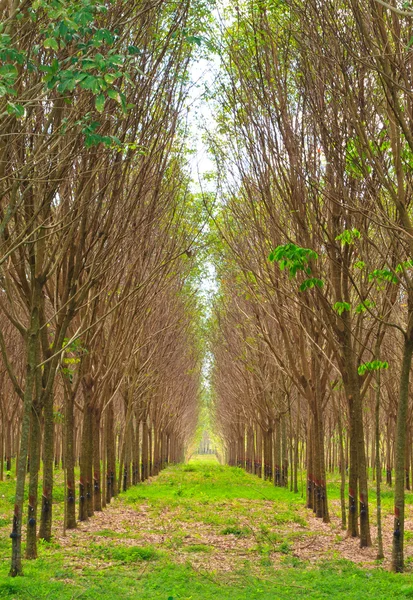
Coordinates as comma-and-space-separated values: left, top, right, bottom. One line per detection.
405, 434, 410, 491
254, 427, 260, 476
135, 419, 141, 483
25, 400, 42, 558
263, 426, 273, 481
355, 394, 371, 547
142, 420, 149, 481
315, 401, 329, 522
294, 397, 300, 493
307, 415, 314, 510
10, 301, 39, 576
336, 399, 346, 531
106, 402, 116, 501
347, 393, 359, 538
6, 420, 12, 473
392, 336, 413, 572
375, 371, 384, 560
282, 414, 288, 489
79, 399, 93, 521
101, 415, 106, 509
38, 390, 54, 541
148, 425, 153, 476
152, 427, 159, 477
93, 409, 102, 511
274, 420, 281, 486
64, 387, 76, 529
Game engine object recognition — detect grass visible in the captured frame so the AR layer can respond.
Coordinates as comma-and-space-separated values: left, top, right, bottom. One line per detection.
0, 456, 412, 598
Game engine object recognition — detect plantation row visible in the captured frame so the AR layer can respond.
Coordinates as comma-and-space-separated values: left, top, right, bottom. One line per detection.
209, 0, 413, 574
0, 0, 208, 577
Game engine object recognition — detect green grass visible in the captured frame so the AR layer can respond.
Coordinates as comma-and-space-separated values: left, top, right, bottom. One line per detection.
0, 552, 412, 599
0, 456, 412, 598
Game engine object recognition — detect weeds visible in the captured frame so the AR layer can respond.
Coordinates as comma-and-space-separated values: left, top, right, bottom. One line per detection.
0, 457, 412, 598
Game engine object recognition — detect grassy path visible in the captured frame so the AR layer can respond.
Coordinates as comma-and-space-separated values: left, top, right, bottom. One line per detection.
1, 456, 413, 598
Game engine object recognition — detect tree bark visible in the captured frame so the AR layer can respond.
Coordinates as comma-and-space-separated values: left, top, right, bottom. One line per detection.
25, 400, 42, 558
392, 336, 413, 572
375, 371, 384, 560
64, 386, 76, 529
10, 300, 39, 576
38, 389, 54, 541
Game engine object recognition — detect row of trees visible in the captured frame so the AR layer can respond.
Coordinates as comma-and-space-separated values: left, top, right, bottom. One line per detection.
0, 0, 208, 576
210, 0, 413, 572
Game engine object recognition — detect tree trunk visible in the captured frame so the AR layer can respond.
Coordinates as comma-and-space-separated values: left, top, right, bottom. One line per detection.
307, 415, 314, 510
64, 387, 76, 529
106, 402, 116, 501
255, 427, 262, 477
375, 370, 384, 560
263, 426, 273, 481
134, 418, 140, 484
347, 393, 359, 539
142, 420, 149, 481
10, 300, 39, 576
93, 409, 102, 511
79, 399, 93, 521
335, 396, 346, 530
25, 400, 42, 559
387, 418, 392, 486
38, 390, 54, 541
392, 336, 413, 572
274, 420, 281, 486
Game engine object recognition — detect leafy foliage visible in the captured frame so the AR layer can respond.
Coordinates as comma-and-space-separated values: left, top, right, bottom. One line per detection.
368, 269, 398, 285
354, 260, 366, 270
60, 337, 87, 383
1, 0, 141, 147
355, 300, 375, 314
395, 260, 413, 273
299, 278, 324, 292
269, 243, 318, 277
333, 301, 351, 316
345, 138, 370, 178
358, 360, 389, 376
335, 229, 361, 245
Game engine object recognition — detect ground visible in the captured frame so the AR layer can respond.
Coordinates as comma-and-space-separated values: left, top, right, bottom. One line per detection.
0, 456, 413, 598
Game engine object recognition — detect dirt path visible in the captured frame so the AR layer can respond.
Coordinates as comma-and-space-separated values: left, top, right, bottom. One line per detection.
53, 459, 413, 576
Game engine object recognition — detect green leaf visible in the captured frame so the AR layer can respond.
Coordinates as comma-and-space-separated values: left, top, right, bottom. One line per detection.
95, 93, 105, 112
395, 259, 413, 273
107, 88, 120, 102
354, 260, 366, 270
43, 37, 59, 51
6, 102, 24, 117
335, 228, 361, 245
0, 64, 18, 77
81, 59, 96, 71
127, 45, 141, 55
358, 360, 389, 376
94, 53, 105, 68
104, 73, 117, 84
299, 278, 324, 292
268, 243, 318, 278
355, 300, 375, 314
80, 75, 101, 93
333, 301, 351, 316
186, 35, 203, 46
368, 269, 398, 285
